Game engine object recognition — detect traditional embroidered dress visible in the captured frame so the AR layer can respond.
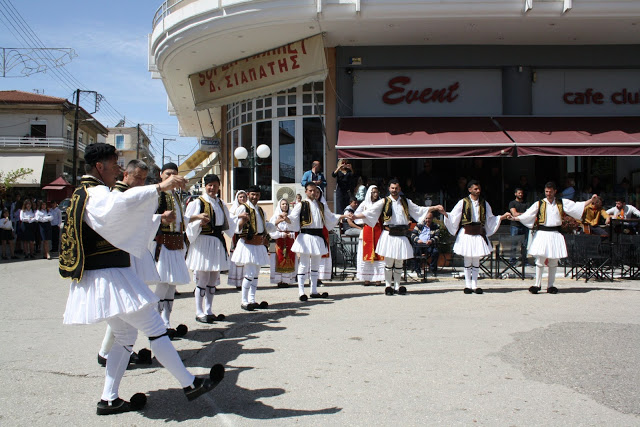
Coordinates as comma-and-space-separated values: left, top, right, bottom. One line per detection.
444, 196, 502, 292
232, 201, 275, 306
517, 197, 586, 291
185, 193, 232, 318
269, 199, 297, 285
151, 191, 191, 329
61, 175, 198, 403
354, 186, 384, 282
288, 197, 341, 297
360, 193, 431, 291
227, 191, 247, 288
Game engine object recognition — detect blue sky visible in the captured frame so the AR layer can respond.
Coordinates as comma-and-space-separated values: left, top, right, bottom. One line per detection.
0, 0, 198, 163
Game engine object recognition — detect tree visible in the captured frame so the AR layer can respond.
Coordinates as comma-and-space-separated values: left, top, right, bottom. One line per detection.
0, 168, 34, 197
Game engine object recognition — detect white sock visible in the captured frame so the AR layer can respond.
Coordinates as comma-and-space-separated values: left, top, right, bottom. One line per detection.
195, 287, 206, 317
464, 266, 472, 289
150, 336, 195, 388
101, 344, 132, 401
99, 326, 115, 358
205, 286, 216, 315
471, 267, 479, 290
310, 270, 319, 294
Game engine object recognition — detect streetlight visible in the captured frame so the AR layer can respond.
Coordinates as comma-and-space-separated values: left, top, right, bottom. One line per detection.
162, 138, 175, 165
233, 144, 271, 188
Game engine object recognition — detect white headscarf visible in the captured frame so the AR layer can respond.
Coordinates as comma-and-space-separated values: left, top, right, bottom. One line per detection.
230, 190, 247, 217
355, 185, 378, 215
270, 198, 290, 223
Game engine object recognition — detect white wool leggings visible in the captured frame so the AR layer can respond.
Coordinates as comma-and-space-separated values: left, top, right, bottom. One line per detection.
534, 257, 559, 289
154, 282, 177, 328
463, 256, 481, 289
297, 254, 321, 295
194, 270, 219, 316
384, 258, 403, 289
102, 305, 194, 402
241, 263, 260, 305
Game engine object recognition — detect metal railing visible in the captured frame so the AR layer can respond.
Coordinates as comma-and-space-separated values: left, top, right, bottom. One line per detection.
152, 0, 189, 29
0, 136, 86, 152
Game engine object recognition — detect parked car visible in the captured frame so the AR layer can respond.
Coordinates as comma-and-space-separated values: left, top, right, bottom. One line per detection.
59, 198, 71, 224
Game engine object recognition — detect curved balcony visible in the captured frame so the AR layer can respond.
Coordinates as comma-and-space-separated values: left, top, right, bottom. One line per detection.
0, 136, 86, 153
149, 0, 640, 138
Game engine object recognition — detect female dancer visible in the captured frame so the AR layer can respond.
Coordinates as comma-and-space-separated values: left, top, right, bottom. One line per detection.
354, 185, 385, 285
269, 198, 297, 288
228, 190, 247, 289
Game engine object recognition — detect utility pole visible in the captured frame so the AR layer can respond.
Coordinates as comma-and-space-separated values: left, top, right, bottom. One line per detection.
162, 138, 175, 165
72, 89, 80, 186
136, 124, 141, 159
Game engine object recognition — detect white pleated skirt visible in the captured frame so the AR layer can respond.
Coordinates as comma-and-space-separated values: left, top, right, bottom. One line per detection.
228, 259, 243, 287
291, 233, 329, 256
270, 253, 298, 284
63, 266, 159, 325
453, 231, 493, 258
375, 231, 413, 260
130, 250, 161, 285
357, 239, 385, 281
231, 239, 270, 266
151, 242, 191, 285
527, 230, 568, 259
186, 234, 229, 272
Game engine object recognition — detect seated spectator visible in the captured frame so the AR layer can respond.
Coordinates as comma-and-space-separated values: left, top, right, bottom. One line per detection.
581, 196, 609, 237
410, 212, 440, 276
343, 197, 362, 236
606, 196, 640, 235
561, 177, 576, 201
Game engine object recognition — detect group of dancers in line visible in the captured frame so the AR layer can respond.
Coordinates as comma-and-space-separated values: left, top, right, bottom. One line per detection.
59, 142, 600, 416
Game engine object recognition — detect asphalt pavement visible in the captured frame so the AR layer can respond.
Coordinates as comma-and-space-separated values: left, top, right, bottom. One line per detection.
0, 257, 639, 426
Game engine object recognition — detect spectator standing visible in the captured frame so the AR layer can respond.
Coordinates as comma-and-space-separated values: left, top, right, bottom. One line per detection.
508, 188, 529, 265
301, 160, 326, 193
49, 200, 62, 253
0, 208, 17, 259
35, 200, 53, 259
331, 159, 354, 214
415, 160, 442, 197
19, 199, 36, 258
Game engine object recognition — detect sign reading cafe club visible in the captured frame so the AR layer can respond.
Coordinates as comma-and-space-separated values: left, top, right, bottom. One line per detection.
189, 34, 327, 109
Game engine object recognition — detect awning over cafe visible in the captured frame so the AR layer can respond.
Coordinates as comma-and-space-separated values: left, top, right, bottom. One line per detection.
336, 117, 514, 159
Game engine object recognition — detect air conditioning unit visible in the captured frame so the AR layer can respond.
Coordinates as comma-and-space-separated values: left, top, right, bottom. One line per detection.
273, 183, 303, 208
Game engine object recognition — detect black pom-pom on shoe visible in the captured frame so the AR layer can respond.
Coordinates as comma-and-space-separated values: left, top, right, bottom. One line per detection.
528, 286, 541, 294
385, 286, 394, 296
98, 354, 107, 367
463, 288, 473, 294
241, 303, 255, 311
398, 286, 407, 295
259, 301, 269, 309
196, 315, 211, 324
299, 295, 308, 302
167, 328, 177, 340
136, 348, 153, 365
129, 393, 147, 410
310, 292, 329, 298
214, 314, 226, 321
547, 286, 558, 294
184, 364, 225, 402
176, 324, 188, 337
474, 288, 483, 294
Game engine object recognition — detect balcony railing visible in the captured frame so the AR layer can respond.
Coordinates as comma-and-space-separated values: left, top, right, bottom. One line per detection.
0, 137, 86, 152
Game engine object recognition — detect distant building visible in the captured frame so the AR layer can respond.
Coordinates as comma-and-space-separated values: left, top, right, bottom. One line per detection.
0, 90, 108, 188
105, 126, 159, 180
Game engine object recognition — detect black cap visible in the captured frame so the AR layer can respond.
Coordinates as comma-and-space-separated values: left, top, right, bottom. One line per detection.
161, 162, 178, 172
246, 185, 261, 193
84, 143, 117, 167
203, 174, 220, 185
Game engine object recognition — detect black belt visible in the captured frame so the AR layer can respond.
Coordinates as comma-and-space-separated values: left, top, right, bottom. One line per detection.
301, 228, 327, 248
537, 225, 561, 232
384, 225, 409, 236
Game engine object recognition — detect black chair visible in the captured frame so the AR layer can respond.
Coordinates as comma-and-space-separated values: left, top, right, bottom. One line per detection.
574, 234, 613, 282
563, 234, 579, 278
495, 234, 526, 280
330, 230, 357, 280
617, 234, 640, 279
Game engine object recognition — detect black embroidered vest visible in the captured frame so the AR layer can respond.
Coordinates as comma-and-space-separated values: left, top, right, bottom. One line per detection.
238, 203, 267, 239
59, 176, 130, 281
199, 196, 229, 236
300, 200, 325, 227
461, 197, 486, 225
382, 196, 409, 223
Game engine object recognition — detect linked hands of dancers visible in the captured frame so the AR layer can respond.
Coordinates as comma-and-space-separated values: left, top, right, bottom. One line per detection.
191, 213, 210, 225
501, 212, 513, 220
160, 210, 177, 225
158, 174, 187, 192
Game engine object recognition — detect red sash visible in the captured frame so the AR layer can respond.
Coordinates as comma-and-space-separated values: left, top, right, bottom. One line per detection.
362, 220, 384, 262
275, 234, 295, 273
321, 227, 330, 258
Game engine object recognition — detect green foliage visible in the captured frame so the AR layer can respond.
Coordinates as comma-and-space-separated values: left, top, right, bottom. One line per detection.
0, 168, 34, 196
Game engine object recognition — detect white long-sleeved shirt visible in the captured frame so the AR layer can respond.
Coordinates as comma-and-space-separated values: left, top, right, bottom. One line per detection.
517, 198, 585, 229
185, 193, 234, 243
288, 198, 341, 231
35, 209, 53, 223
20, 209, 36, 223
50, 207, 62, 226
234, 201, 276, 235
360, 196, 430, 229
606, 204, 640, 219
444, 198, 502, 237
0, 217, 13, 231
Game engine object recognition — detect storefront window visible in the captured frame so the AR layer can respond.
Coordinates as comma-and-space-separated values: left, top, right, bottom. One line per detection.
226, 82, 325, 200
279, 120, 295, 184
